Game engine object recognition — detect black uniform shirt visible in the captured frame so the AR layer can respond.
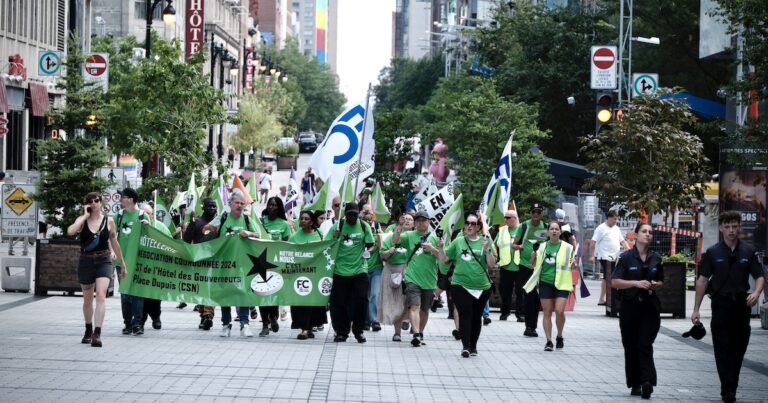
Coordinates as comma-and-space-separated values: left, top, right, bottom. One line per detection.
699, 240, 763, 295
612, 247, 664, 302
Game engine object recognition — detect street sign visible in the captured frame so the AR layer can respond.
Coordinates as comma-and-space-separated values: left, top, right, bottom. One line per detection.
96, 167, 126, 216
83, 53, 109, 92
1, 184, 38, 237
590, 46, 617, 90
38, 50, 62, 76
632, 73, 659, 97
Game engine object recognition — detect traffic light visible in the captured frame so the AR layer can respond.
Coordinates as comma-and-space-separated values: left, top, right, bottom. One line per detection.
595, 92, 614, 134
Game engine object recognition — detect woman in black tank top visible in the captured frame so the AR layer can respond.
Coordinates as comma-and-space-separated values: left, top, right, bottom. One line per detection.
66, 191, 129, 348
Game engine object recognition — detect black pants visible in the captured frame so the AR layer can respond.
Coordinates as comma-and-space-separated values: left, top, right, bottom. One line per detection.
452, 285, 491, 351
619, 299, 660, 388
260, 306, 279, 325
518, 265, 539, 329
142, 298, 162, 323
711, 293, 751, 398
329, 273, 369, 336
499, 269, 522, 317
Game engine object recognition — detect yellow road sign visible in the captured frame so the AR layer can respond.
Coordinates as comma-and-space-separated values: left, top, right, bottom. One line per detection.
4, 187, 33, 216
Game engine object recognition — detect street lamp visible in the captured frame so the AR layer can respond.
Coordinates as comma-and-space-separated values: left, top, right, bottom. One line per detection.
144, 0, 176, 58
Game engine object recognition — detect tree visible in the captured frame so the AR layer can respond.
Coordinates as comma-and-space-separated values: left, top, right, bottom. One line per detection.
580, 89, 711, 219
371, 109, 420, 211
374, 55, 445, 111
233, 82, 288, 154
419, 75, 557, 212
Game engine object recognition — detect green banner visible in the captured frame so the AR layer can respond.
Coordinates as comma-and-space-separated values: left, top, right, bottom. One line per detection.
121, 224, 336, 306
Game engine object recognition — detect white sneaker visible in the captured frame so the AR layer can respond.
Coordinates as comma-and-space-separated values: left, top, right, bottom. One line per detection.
241, 324, 253, 337
219, 324, 231, 337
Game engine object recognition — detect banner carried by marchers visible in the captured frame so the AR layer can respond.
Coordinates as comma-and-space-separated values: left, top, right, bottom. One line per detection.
120, 224, 336, 306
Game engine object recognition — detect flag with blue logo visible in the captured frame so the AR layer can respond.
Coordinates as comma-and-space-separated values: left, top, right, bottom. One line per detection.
479, 131, 514, 224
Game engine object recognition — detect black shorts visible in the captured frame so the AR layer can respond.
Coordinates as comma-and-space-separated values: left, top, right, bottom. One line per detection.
77, 255, 113, 284
539, 282, 569, 299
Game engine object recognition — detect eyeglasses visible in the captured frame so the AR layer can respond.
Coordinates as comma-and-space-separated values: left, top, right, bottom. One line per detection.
465, 221, 479, 226
504, 216, 517, 219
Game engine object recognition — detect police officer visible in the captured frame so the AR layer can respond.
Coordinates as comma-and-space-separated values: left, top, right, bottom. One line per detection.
611, 222, 663, 399
692, 211, 764, 403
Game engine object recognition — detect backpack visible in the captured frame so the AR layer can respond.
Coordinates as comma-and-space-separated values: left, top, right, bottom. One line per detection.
217, 212, 252, 237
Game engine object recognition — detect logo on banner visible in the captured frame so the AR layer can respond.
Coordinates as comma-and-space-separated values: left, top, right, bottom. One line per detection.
294, 276, 313, 296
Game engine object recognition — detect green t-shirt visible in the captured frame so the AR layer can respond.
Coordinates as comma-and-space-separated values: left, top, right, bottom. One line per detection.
220, 213, 257, 237
515, 219, 548, 268
324, 220, 374, 276
540, 241, 562, 285
386, 223, 397, 233
115, 209, 144, 269
366, 244, 383, 273
381, 233, 408, 265
401, 230, 439, 289
289, 229, 322, 244
444, 235, 491, 290
263, 216, 293, 240
495, 226, 519, 272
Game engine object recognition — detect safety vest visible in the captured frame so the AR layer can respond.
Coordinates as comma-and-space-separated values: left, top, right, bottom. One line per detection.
523, 241, 574, 293
495, 225, 518, 266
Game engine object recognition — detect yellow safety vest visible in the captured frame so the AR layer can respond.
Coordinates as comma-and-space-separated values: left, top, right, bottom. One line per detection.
523, 241, 574, 293
495, 225, 518, 267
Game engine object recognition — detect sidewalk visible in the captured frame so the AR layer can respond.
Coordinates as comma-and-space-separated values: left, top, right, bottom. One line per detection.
0, 275, 766, 402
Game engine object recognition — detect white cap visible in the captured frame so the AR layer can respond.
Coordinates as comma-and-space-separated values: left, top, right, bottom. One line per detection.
555, 209, 566, 220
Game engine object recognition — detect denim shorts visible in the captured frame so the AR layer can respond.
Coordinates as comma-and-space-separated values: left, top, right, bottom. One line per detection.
539, 282, 569, 299
77, 254, 114, 284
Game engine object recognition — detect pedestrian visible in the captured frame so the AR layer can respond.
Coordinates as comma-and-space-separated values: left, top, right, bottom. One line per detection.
115, 188, 146, 335
67, 192, 128, 347
301, 169, 314, 205
258, 168, 272, 203
392, 210, 441, 347
378, 212, 414, 341
259, 196, 293, 336
360, 210, 383, 332
438, 212, 497, 358
138, 203, 168, 330
611, 222, 664, 399
692, 211, 764, 403
182, 198, 219, 331
217, 190, 260, 338
590, 210, 630, 305
495, 209, 522, 321
513, 203, 548, 337
289, 210, 328, 340
324, 202, 375, 343
524, 221, 575, 352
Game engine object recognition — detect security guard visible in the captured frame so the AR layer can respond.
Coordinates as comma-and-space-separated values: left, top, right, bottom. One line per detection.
692, 211, 764, 403
611, 222, 664, 399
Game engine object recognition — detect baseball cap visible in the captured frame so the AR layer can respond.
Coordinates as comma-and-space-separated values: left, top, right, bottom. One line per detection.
555, 209, 566, 220
682, 323, 706, 340
530, 203, 544, 212
119, 188, 140, 203
344, 203, 360, 214
414, 211, 429, 220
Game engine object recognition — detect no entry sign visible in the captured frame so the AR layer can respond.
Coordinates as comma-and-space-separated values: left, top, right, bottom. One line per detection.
83, 53, 109, 92
591, 46, 617, 90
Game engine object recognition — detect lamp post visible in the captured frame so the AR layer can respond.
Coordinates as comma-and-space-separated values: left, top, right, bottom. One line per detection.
145, 0, 176, 58
208, 40, 226, 156
218, 53, 236, 162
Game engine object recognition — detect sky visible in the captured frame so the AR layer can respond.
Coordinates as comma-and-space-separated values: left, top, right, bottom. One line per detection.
335, 0, 395, 105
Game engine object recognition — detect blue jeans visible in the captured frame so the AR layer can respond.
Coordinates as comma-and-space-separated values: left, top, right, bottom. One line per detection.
368, 269, 382, 324
118, 271, 144, 327
483, 300, 490, 318
221, 307, 249, 326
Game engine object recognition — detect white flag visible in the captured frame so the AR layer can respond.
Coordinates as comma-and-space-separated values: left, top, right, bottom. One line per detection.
309, 99, 375, 197
479, 131, 514, 216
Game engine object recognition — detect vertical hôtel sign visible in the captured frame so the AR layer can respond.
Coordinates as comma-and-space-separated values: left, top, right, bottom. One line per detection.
186, 0, 205, 61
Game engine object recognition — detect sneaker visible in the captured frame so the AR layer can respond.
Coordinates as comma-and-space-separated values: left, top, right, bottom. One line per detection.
177, 302, 187, 309
371, 322, 382, 332
461, 349, 470, 358
516, 316, 525, 323
630, 386, 641, 396
280, 308, 288, 321
317, 325, 324, 331
193, 305, 201, 312
202, 317, 213, 331
297, 333, 308, 340
152, 319, 162, 330
411, 335, 421, 347
270, 317, 280, 333
452, 329, 460, 340
132, 326, 143, 336
392, 334, 402, 342
499, 314, 509, 321
363, 324, 371, 331
122, 326, 131, 335
417, 333, 426, 345
430, 298, 440, 312
483, 317, 492, 326
556, 336, 564, 349
90, 333, 102, 348
401, 322, 410, 331
523, 328, 538, 337
641, 382, 652, 399
241, 324, 253, 337
250, 308, 258, 320
259, 325, 269, 337
307, 331, 315, 339
198, 318, 206, 330
544, 341, 554, 351
334, 334, 348, 342
219, 324, 231, 337
354, 333, 366, 343
470, 349, 478, 356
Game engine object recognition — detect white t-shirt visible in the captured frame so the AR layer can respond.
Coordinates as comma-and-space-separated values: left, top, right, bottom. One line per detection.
259, 174, 272, 190
591, 222, 624, 261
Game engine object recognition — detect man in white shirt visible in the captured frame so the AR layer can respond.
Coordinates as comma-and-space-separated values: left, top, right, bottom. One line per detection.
589, 210, 630, 305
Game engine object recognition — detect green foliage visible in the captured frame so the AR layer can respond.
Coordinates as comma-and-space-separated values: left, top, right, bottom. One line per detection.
375, 55, 445, 111
419, 75, 557, 212
233, 78, 297, 154
274, 143, 299, 157
580, 89, 710, 218
371, 109, 419, 211
34, 137, 110, 236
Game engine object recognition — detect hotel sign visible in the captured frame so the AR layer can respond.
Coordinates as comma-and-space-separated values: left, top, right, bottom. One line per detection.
185, 0, 205, 61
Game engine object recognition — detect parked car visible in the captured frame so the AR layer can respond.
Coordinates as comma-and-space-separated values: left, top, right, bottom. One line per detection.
277, 137, 295, 148
298, 133, 317, 153
314, 132, 324, 144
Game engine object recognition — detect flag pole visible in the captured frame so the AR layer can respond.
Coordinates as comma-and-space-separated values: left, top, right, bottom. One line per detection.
351, 83, 373, 201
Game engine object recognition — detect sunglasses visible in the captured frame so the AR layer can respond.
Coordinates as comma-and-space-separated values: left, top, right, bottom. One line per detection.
465, 221, 479, 226
89, 199, 101, 204
333, 204, 341, 208
504, 216, 517, 219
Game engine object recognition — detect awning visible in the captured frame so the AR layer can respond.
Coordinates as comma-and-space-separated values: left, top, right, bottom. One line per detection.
29, 82, 49, 117
0, 80, 8, 113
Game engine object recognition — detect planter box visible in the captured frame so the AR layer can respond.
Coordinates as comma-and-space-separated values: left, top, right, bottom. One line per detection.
35, 239, 114, 296
607, 260, 687, 318
276, 155, 297, 170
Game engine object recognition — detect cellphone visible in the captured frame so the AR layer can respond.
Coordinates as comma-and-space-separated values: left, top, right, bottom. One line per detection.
86, 207, 92, 214
435, 228, 444, 239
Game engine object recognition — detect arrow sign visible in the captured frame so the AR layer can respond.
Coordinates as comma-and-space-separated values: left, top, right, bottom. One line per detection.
632, 73, 659, 98
38, 50, 62, 76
